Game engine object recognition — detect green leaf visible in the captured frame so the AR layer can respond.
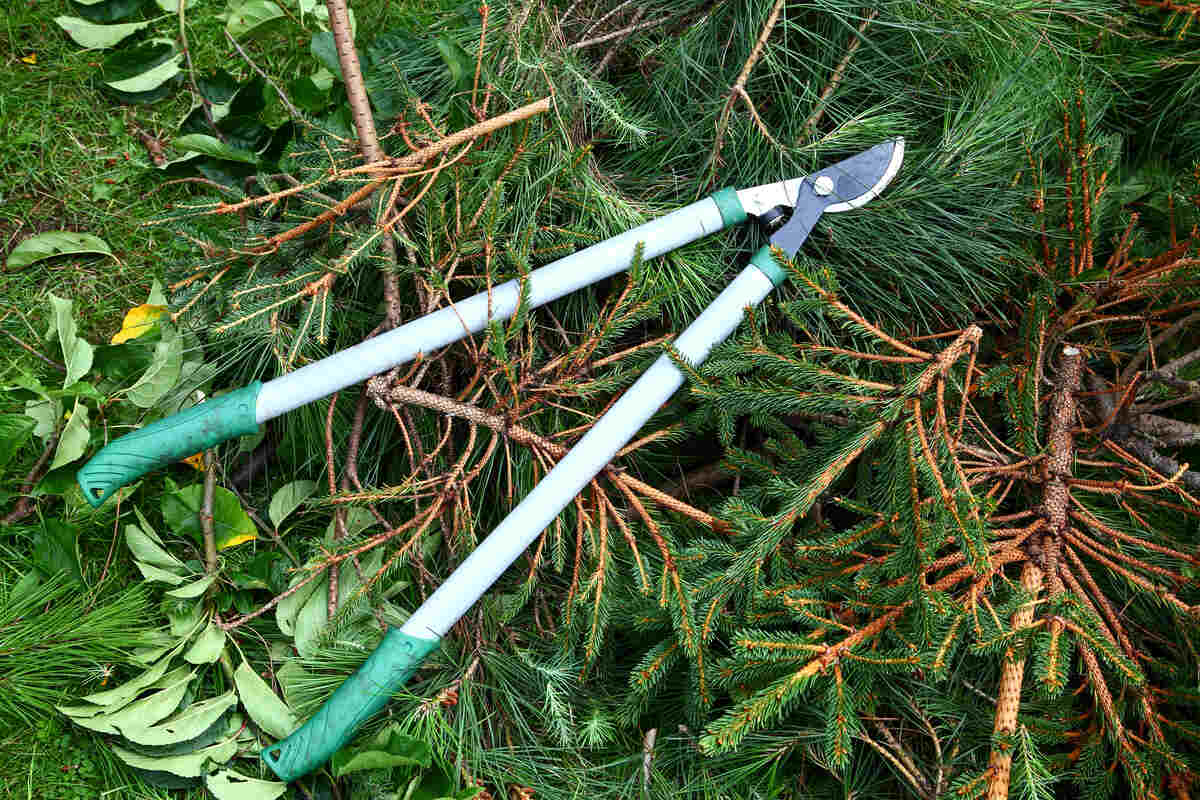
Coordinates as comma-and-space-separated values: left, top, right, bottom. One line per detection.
153, 0, 193, 11
310, 31, 341, 75
24, 396, 61, 442
47, 293, 95, 388
135, 560, 188, 584
0, 414, 36, 469
226, 0, 285, 38
172, 133, 259, 164
205, 768, 287, 800
275, 571, 321, 637
125, 690, 238, 745
106, 52, 182, 93
54, 15, 153, 49
127, 323, 182, 407
33, 519, 83, 586
268, 480, 316, 527
233, 661, 298, 738
113, 736, 237, 777
7, 231, 112, 272
125, 520, 188, 572
331, 725, 433, 777
61, 665, 192, 719
163, 484, 258, 550
70, 0, 145, 23
165, 574, 216, 598
64, 669, 194, 734
80, 659, 184, 708
184, 618, 227, 664
288, 75, 328, 112
49, 399, 89, 470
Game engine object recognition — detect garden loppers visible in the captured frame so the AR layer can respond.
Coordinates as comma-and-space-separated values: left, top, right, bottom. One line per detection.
259, 138, 905, 781
77, 146, 894, 506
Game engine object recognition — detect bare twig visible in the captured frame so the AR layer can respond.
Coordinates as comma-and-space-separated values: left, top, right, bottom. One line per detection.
202, 448, 218, 573
567, 15, 672, 49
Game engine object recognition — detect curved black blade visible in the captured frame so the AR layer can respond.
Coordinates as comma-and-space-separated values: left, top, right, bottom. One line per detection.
770, 137, 904, 259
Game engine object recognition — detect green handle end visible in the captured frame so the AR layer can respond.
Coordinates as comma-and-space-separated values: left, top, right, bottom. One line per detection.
77, 382, 262, 507
749, 244, 789, 287
262, 628, 439, 782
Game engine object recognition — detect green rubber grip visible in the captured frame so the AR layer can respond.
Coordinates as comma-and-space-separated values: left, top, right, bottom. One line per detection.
262, 628, 439, 782
749, 244, 789, 287
711, 187, 748, 228
77, 382, 262, 507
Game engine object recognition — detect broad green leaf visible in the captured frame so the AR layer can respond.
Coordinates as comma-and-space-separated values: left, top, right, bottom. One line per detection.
126, 523, 188, 571
126, 690, 238, 745
113, 736, 236, 777
233, 661, 298, 738
324, 506, 377, 541
71, 0, 143, 22
268, 480, 316, 527
168, 601, 205, 638
184, 618, 227, 664
165, 574, 216, 598
153, 0, 194, 11
106, 52, 182, 93
226, 0, 284, 38
7, 232, 113, 271
111, 303, 167, 344
127, 322, 182, 407
276, 571, 321, 636
32, 519, 83, 585
81, 659, 183, 708
135, 560, 187, 584
49, 399, 89, 470
54, 16, 153, 49
310, 31, 340, 74
172, 133, 258, 164
292, 572, 327, 657
288, 75, 328, 112
331, 725, 433, 777
65, 669, 194, 734
47, 293, 95, 388
163, 484, 258, 550
205, 768, 287, 800
0, 414, 36, 468
62, 665, 192, 719
24, 396, 61, 442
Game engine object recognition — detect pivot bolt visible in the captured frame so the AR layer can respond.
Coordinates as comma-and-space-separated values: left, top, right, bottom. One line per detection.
813, 175, 835, 196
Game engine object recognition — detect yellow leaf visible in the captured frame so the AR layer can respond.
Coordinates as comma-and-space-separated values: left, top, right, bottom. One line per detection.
181, 452, 205, 471
22, 53, 36, 65
111, 304, 167, 344
217, 530, 257, 550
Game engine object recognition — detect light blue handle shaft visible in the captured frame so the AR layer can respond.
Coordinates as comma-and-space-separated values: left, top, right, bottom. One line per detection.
254, 190, 747, 421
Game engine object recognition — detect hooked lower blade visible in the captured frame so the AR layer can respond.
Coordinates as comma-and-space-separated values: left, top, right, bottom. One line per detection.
769, 137, 904, 257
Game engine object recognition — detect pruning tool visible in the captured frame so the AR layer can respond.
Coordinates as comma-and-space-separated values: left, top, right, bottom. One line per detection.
76, 138, 904, 780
